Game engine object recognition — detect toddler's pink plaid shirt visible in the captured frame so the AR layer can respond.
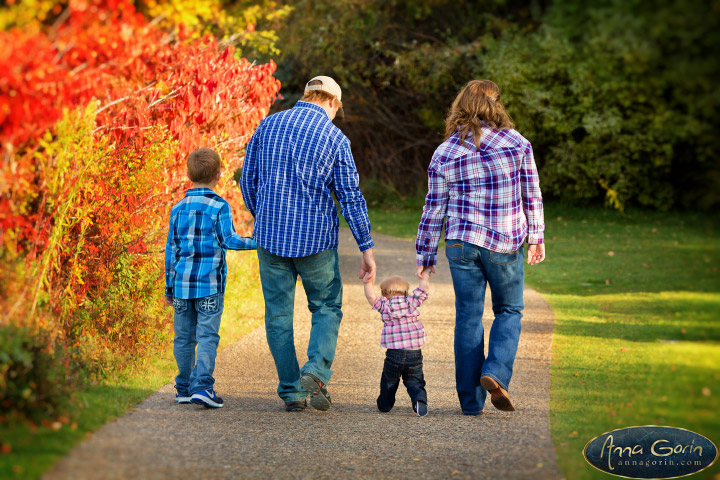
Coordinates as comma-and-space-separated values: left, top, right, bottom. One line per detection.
372, 288, 428, 349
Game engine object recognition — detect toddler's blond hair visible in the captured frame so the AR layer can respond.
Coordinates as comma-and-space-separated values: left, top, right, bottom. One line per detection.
380, 275, 409, 299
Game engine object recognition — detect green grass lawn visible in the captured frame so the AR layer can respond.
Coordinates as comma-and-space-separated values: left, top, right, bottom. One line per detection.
363, 203, 720, 479
0, 251, 263, 480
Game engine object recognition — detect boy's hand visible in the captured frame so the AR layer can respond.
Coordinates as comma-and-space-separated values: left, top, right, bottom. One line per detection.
164, 296, 173, 307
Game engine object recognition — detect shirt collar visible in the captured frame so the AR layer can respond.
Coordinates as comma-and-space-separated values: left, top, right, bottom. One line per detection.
185, 188, 218, 196
294, 100, 329, 118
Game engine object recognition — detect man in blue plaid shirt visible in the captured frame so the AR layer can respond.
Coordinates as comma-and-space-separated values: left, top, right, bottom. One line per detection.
240, 76, 376, 412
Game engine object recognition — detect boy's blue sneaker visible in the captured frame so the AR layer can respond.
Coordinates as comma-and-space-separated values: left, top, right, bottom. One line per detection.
415, 401, 428, 417
191, 390, 224, 408
175, 385, 192, 404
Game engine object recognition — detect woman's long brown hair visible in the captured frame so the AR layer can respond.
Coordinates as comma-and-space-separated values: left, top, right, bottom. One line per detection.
444, 80, 514, 150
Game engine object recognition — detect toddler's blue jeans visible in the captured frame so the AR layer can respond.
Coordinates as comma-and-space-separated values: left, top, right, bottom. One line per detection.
377, 348, 427, 412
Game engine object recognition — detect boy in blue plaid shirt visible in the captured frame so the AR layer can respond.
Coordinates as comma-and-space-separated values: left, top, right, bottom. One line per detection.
164, 147, 256, 408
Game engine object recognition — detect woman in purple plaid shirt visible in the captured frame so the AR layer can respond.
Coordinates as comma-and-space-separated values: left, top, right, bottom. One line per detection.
415, 80, 546, 416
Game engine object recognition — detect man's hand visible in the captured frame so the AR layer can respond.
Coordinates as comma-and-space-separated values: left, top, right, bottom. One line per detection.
527, 244, 546, 265
360, 248, 376, 284
164, 296, 173, 307
416, 265, 435, 279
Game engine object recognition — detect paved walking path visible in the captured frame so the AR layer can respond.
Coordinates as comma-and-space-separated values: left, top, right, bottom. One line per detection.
44, 230, 561, 480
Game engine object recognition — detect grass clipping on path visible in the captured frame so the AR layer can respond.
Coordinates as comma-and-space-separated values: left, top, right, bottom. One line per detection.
0, 251, 263, 480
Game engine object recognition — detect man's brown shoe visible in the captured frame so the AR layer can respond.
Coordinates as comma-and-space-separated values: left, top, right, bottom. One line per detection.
480, 376, 515, 412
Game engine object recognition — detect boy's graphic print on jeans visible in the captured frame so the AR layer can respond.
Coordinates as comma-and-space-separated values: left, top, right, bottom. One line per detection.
364, 272, 431, 416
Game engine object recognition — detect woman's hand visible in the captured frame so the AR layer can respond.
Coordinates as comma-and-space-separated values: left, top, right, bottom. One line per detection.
526, 244, 545, 265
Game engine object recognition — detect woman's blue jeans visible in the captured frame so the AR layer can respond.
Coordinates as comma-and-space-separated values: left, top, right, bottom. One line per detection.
257, 247, 343, 402
446, 240, 525, 414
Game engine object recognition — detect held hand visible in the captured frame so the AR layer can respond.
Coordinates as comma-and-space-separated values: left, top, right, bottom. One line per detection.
360, 248, 377, 284
164, 296, 173, 307
416, 265, 435, 279
526, 243, 546, 265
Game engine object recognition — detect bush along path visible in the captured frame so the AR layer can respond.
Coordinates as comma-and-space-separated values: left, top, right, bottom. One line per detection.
43, 230, 561, 480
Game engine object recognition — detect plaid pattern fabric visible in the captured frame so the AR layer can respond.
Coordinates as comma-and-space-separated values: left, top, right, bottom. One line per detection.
416, 126, 544, 266
165, 188, 256, 299
240, 101, 374, 258
373, 288, 428, 349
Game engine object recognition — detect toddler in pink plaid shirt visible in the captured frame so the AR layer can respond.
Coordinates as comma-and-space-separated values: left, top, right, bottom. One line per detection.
364, 270, 430, 416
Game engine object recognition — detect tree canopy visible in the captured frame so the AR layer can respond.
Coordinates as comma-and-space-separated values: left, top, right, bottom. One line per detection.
258, 0, 719, 210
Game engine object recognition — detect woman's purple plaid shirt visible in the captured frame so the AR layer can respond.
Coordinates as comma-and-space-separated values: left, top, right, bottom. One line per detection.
372, 288, 428, 349
416, 126, 545, 266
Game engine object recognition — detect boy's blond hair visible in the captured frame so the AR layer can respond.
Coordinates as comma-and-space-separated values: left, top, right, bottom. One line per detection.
380, 275, 409, 298
187, 147, 221, 184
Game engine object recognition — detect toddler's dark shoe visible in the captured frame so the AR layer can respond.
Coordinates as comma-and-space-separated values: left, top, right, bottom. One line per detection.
285, 399, 307, 412
191, 389, 224, 408
300, 373, 332, 411
414, 401, 428, 417
480, 376, 515, 412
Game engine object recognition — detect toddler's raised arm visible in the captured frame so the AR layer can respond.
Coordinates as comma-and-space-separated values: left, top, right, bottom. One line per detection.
418, 268, 431, 293
364, 276, 377, 306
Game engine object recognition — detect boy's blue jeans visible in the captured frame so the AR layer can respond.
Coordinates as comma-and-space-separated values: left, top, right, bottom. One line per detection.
257, 247, 343, 403
445, 241, 525, 415
377, 348, 427, 412
172, 292, 224, 396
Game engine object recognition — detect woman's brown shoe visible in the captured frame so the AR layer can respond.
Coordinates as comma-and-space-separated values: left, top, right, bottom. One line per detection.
480, 376, 515, 412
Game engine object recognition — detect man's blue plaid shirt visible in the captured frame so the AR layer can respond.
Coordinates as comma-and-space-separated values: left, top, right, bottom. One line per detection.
165, 188, 256, 299
240, 101, 374, 257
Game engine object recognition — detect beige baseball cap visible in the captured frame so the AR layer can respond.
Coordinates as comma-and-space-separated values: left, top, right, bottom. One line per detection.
305, 75, 344, 118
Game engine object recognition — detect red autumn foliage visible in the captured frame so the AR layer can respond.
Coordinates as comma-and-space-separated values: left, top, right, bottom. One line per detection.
0, 0, 278, 358
1, 0, 279, 254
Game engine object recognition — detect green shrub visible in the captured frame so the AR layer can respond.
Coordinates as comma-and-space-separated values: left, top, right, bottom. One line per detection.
0, 324, 70, 419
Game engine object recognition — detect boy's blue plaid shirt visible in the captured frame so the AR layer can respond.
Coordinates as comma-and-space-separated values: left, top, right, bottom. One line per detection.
165, 188, 256, 299
240, 101, 374, 257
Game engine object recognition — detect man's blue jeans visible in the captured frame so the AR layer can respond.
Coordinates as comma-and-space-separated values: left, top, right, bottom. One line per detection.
445, 241, 525, 415
257, 247, 343, 402
173, 293, 224, 395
